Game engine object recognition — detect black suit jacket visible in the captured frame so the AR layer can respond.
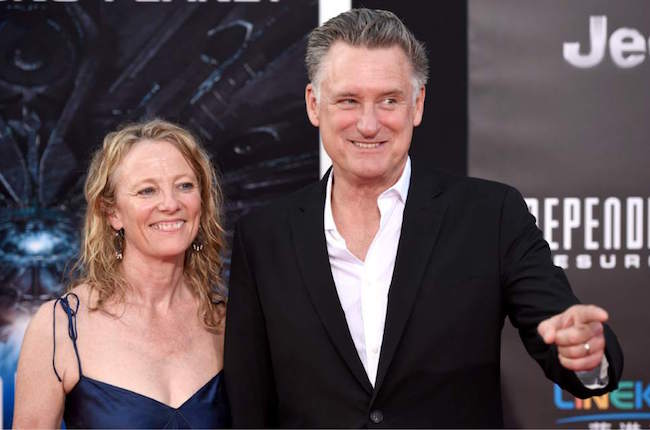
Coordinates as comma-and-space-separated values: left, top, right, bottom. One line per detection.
224, 160, 623, 428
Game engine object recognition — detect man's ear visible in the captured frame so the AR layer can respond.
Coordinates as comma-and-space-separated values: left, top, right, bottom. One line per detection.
305, 83, 320, 127
413, 85, 425, 127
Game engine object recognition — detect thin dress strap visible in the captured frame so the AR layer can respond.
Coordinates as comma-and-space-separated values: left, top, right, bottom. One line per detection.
52, 293, 82, 382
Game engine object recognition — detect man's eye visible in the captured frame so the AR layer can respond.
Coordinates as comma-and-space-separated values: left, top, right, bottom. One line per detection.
338, 98, 357, 106
382, 98, 397, 105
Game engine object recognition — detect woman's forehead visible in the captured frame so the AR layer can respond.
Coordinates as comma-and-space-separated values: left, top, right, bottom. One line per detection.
112, 140, 196, 185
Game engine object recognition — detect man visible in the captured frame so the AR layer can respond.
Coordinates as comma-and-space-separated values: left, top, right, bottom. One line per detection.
224, 9, 623, 428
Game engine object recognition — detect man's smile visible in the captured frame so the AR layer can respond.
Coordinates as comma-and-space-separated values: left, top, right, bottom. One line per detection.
350, 140, 386, 149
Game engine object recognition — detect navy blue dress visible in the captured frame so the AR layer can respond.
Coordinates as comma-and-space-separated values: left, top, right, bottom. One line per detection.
53, 294, 230, 429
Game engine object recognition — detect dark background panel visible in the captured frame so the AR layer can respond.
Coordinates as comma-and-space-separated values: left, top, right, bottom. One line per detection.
469, 1, 650, 428
352, 0, 468, 175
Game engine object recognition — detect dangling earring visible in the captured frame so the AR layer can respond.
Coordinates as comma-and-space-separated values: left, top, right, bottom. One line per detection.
191, 232, 204, 252
114, 228, 125, 260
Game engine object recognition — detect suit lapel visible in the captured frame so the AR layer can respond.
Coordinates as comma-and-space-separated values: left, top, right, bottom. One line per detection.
289, 171, 373, 394
373, 163, 447, 395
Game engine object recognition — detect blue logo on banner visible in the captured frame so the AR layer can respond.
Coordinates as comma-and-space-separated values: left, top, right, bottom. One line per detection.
554, 381, 650, 424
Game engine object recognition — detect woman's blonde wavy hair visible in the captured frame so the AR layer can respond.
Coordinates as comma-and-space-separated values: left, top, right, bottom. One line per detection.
71, 118, 226, 332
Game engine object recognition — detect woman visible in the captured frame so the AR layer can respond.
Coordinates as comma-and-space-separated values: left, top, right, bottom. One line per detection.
13, 119, 229, 428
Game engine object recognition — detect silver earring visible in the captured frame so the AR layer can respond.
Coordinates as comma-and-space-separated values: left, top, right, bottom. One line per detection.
114, 228, 124, 260
191, 231, 204, 252
191, 238, 204, 252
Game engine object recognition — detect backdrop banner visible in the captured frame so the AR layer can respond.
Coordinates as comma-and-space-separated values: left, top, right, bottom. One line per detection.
0, 1, 317, 427
469, 0, 650, 428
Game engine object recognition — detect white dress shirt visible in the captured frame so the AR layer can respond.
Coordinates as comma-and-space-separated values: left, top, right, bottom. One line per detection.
324, 158, 410, 386
324, 157, 607, 388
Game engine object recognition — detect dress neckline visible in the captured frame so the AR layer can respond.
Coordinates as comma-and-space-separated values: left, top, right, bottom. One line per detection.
69, 370, 223, 410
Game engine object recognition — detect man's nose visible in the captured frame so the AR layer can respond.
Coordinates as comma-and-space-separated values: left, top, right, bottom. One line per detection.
356, 104, 380, 136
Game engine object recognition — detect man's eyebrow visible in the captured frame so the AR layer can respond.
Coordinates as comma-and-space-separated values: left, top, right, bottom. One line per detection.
331, 89, 407, 98
331, 91, 358, 98
379, 89, 407, 97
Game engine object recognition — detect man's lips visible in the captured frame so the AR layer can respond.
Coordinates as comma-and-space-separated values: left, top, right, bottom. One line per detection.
350, 140, 386, 149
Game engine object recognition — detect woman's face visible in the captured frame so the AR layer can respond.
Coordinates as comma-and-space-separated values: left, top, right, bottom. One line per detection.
108, 139, 201, 263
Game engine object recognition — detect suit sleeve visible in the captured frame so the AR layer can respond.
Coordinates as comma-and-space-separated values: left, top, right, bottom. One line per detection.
224, 221, 278, 427
499, 186, 623, 398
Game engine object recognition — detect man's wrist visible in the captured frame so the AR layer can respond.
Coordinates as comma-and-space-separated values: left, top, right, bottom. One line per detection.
576, 356, 609, 389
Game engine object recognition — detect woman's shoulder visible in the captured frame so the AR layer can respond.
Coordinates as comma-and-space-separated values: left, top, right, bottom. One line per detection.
20, 287, 88, 379
27, 284, 95, 342
27, 286, 84, 339
24, 298, 58, 343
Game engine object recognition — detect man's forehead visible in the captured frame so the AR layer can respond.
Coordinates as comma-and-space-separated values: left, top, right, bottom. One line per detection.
321, 42, 411, 75
320, 46, 413, 92
326, 84, 408, 97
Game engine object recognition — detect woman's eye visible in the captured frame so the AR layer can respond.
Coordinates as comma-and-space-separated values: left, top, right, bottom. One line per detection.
179, 182, 195, 191
137, 187, 156, 196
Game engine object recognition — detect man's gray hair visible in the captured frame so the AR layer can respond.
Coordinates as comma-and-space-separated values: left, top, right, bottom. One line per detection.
306, 8, 429, 97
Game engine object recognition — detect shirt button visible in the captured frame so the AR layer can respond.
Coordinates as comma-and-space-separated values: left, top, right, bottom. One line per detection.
370, 409, 383, 424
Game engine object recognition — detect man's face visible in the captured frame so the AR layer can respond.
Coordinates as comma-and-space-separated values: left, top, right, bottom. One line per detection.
306, 42, 425, 188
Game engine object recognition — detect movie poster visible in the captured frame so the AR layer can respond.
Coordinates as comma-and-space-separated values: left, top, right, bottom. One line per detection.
0, 1, 318, 426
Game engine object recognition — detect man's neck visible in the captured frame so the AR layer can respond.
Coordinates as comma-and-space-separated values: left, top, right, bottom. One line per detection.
328, 158, 409, 261
330, 160, 407, 207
